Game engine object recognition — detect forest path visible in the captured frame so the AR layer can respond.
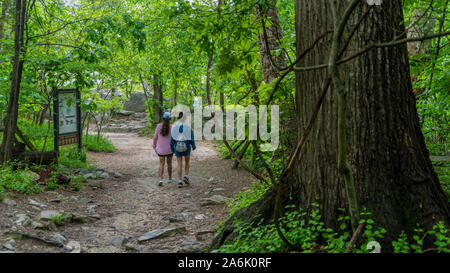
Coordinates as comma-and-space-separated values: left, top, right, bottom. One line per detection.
0, 133, 252, 253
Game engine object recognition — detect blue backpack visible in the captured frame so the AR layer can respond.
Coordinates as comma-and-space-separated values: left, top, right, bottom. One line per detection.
175, 125, 188, 153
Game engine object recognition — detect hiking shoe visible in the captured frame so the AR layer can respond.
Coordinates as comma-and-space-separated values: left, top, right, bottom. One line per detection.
183, 175, 190, 185
178, 181, 183, 188
158, 180, 163, 187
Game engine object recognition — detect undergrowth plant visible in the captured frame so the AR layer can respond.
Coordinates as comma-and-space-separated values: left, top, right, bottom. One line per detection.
215, 203, 449, 253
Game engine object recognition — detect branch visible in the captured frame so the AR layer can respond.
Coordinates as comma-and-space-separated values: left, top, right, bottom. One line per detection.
30, 43, 84, 50
294, 31, 450, 72
346, 222, 365, 253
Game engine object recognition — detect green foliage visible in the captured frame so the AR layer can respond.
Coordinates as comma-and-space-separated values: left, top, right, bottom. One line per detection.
50, 214, 65, 226
227, 180, 272, 216
0, 165, 42, 195
433, 162, 450, 196
216, 204, 385, 253
85, 134, 116, 153
71, 175, 87, 192
215, 204, 448, 253
58, 146, 90, 169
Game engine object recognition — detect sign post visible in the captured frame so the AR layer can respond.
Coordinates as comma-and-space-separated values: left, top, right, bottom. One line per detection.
53, 88, 82, 153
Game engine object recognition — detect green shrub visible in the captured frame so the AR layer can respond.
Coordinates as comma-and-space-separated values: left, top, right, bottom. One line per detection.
0, 164, 42, 194
71, 175, 87, 191
85, 134, 116, 153
58, 146, 90, 169
227, 180, 271, 216
215, 204, 448, 253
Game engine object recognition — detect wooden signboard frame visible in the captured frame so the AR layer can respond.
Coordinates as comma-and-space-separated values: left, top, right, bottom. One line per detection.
53, 88, 82, 152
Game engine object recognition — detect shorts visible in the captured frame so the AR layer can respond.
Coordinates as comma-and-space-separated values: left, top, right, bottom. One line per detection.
158, 153, 173, 158
174, 148, 191, 158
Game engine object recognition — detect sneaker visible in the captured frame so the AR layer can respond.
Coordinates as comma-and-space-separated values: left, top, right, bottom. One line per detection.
168, 178, 174, 183
158, 180, 163, 187
183, 175, 190, 185
178, 180, 183, 188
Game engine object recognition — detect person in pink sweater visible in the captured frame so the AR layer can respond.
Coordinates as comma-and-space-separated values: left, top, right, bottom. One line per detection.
153, 112, 173, 186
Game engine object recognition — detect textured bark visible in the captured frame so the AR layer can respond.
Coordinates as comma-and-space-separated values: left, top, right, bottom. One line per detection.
0, 0, 27, 163
256, 2, 286, 84
0, 0, 8, 47
173, 78, 178, 106
152, 74, 163, 124
211, 0, 450, 252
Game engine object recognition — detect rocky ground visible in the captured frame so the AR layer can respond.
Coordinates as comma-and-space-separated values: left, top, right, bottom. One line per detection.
0, 132, 253, 253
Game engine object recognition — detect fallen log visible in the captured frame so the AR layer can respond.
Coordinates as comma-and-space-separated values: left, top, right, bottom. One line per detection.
15, 151, 58, 165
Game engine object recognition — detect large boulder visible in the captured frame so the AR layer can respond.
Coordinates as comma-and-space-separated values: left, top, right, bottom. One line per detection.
123, 92, 147, 113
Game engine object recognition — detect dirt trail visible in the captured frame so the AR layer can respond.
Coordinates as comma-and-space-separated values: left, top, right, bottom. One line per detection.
0, 133, 252, 253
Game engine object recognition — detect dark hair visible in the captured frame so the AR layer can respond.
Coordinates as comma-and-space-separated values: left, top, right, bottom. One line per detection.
161, 118, 170, 137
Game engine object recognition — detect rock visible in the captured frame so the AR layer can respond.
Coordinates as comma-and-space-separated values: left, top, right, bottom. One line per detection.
138, 227, 187, 242
65, 240, 81, 253
87, 204, 100, 212
70, 196, 79, 201
197, 230, 215, 236
7, 212, 16, 217
28, 199, 47, 208
39, 210, 64, 221
113, 172, 123, 178
77, 168, 92, 174
107, 236, 126, 247
125, 243, 145, 251
208, 177, 216, 183
97, 172, 110, 179
15, 214, 31, 227
84, 173, 98, 179
118, 110, 134, 116
2, 198, 17, 206
22, 170, 40, 182
213, 188, 225, 192
123, 92, 147, 112
89, 214, 101, 220
31, 221, 46, 229
0, 251, 14, 254
3, 243, 14, 251
50, 233, 67, 245
195, 214, 206, 220
69, 213, 91, 223
81, 197, 93, 204
176, 240, 206, 253
133, 112, 147, 119
162, 216, 183, 223
200, 195, 230, 206
88, 180, 103, 189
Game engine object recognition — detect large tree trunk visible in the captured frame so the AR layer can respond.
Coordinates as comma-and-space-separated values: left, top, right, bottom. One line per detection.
211, 0, 449, 252
0, 0, 27, 164
256, 2, 286, 84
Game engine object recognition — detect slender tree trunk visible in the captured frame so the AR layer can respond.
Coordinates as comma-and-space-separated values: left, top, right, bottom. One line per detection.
173, 78, 177, 106
152, 74, 163, 123
206, 53, 213, 105
0, 0, 27, 164
256, 2, 286, 84
0, 0, 8, 48
211, 0, 449, 252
